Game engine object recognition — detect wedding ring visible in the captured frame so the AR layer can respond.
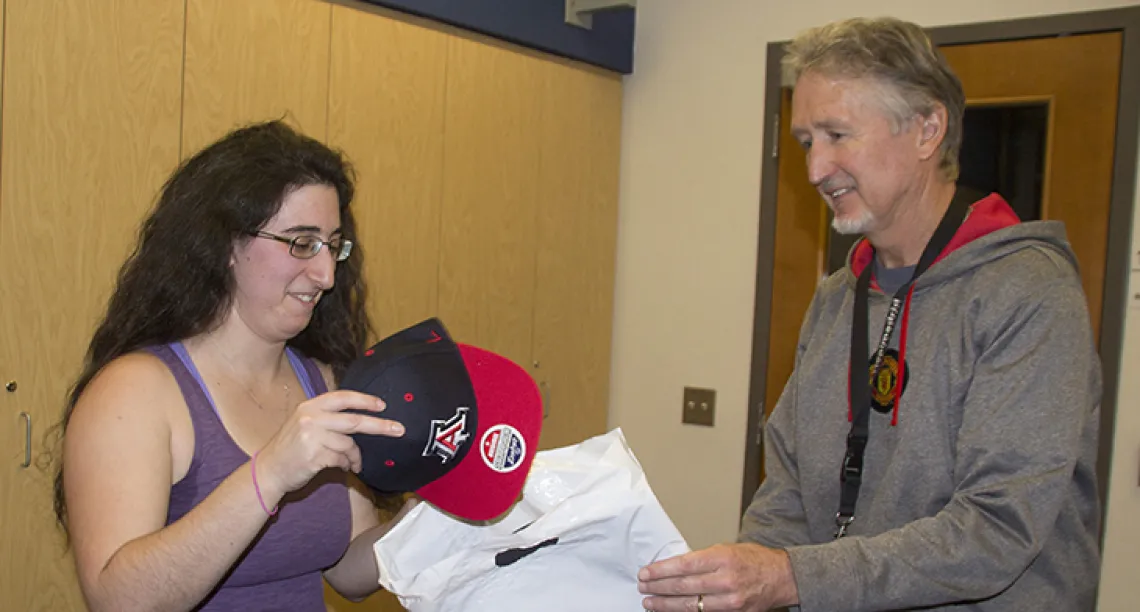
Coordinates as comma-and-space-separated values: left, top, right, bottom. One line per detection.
697, 594, 705, 612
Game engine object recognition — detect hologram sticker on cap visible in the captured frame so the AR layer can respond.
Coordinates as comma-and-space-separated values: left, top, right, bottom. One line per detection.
480, 424, 527, 473
423, 406, 471, 464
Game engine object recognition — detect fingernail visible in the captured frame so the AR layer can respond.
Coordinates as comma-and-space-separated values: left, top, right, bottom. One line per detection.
377, 398, 387, 410
391, 423, 405, 435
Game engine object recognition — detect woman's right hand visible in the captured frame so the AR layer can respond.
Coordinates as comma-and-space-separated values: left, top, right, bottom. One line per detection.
256, 391, 404, 495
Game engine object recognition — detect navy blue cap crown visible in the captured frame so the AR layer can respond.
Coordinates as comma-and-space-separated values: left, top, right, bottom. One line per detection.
342, 319, 479, 493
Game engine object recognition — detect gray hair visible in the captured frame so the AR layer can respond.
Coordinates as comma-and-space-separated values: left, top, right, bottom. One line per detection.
782, 17, 966, 181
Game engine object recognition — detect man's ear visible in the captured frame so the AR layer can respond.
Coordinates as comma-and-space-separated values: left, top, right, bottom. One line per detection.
916, 103, 948, 161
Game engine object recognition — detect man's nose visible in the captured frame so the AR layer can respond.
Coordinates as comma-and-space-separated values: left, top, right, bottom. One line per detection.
806, 146, 835, 186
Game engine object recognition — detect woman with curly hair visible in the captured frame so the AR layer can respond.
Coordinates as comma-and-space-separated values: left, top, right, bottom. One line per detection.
55, 120, 408, 611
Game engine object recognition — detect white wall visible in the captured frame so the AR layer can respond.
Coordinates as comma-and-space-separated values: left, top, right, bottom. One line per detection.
610, 0, 1140, 609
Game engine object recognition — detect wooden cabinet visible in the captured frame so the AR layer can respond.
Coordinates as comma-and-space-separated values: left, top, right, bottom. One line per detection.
436, 35, 544, 370
532, 60, 622, 451
0, 2, 621, 610
324, 17, 620, 609
435, 34, 622, 451
324, 7, 449, 612
325, 8, 620, 457
327, 4, 447, 341
182, 0, 332, 154
0, 1, 186, 610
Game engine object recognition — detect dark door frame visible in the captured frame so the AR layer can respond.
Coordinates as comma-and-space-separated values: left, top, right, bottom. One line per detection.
741, 7, 1140, 537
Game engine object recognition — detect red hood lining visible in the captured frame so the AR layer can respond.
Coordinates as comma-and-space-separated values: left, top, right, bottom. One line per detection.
849, 193, 1021, 279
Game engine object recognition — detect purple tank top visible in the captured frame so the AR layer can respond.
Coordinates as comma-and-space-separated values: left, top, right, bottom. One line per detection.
149, 342, 352, 611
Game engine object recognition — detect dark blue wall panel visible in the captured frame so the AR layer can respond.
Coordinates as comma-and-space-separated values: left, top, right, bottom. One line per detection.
361, 0, 635, 74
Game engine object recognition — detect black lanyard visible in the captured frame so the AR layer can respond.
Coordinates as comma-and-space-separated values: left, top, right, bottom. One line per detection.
835, 191, 973, 539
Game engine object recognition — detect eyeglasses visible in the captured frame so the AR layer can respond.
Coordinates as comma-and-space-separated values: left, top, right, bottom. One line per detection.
249, 230, 354, 262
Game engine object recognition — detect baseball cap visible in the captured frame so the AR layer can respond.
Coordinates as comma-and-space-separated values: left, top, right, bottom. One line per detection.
341, 318, 543, 522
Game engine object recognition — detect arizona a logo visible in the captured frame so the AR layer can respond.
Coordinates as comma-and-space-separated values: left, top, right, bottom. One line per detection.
423, 406, 471, 463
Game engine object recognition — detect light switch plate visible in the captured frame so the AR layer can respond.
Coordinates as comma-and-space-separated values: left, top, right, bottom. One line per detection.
682, 386, 716, 427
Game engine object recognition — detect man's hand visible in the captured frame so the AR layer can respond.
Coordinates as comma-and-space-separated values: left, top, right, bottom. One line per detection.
637, 543, 799, 611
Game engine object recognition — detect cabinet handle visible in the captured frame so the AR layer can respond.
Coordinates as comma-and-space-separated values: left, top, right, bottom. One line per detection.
19, 412, 31, 468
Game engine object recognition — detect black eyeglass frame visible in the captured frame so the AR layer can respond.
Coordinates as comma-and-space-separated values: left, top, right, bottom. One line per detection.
248, 230, 353, 262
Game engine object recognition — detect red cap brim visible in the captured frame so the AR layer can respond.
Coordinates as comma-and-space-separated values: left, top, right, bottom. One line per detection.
414, 344, 543, 521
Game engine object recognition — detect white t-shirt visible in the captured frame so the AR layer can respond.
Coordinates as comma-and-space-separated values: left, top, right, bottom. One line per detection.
374, 429, 690, 611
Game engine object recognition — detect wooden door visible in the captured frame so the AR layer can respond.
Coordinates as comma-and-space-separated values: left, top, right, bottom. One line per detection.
755, 32, 1122, 476
0, 0, 185, 609
435, 35, 542, 369
531, 60, 623, 450
327, 5, 447, 343
940, 33, 1121, 339
182, 0, 331, 156
759, 88, 832, 464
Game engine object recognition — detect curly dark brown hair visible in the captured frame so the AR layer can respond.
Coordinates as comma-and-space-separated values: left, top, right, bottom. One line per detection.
52, 120, 374, 532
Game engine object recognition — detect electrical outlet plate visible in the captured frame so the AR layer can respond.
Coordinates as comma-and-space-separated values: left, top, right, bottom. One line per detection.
682, 386, 716, 426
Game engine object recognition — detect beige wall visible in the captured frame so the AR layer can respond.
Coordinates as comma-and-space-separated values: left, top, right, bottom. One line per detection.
610, 0, 1140, 609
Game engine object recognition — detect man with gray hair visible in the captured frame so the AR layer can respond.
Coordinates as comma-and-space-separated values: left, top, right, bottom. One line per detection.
638, 16, 1101, 611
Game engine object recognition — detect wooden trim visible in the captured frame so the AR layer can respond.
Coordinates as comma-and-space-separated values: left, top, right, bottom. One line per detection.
740, 41, 787, 516
966, 94, 1052, 107
929, 7, 1138, 46
1041, 97, 1056, 222
1098, 7, 1140, 532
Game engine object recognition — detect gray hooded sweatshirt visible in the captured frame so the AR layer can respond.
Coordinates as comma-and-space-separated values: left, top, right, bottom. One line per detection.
740, 194, 1101, 611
